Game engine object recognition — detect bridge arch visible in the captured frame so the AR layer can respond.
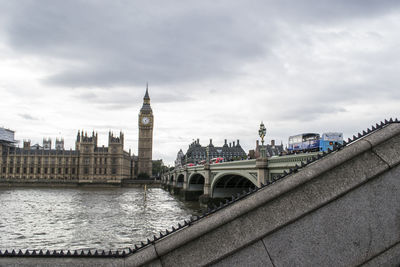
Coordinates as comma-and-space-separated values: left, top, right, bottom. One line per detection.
177, 174, 184, 188
188, 173, 205, 191
211, 172, 257, 198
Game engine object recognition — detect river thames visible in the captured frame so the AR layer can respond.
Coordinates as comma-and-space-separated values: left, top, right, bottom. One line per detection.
0, 187, 200, 251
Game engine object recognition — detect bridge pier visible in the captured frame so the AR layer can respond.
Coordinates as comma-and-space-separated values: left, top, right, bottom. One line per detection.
199, 164, 212, 206
256, 158, 269, 186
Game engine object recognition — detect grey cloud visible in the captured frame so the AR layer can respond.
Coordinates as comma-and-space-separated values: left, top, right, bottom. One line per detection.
73, 87, 191, 109
2, 0, 400, 91
3, 1, 271, 89
277, 105, 346, 122
19, 113, 39, 121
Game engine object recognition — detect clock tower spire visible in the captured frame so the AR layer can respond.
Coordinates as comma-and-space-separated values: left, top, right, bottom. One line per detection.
138, 85, 153, 177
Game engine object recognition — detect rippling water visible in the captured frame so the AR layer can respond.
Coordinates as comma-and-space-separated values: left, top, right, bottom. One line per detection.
0, 187, 200, 251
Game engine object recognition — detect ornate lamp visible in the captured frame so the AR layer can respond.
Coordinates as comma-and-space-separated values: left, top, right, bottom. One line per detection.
259, 122, 267, 158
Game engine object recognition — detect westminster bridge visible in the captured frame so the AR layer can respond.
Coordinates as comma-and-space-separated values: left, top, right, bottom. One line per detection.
161, 152, 320, 203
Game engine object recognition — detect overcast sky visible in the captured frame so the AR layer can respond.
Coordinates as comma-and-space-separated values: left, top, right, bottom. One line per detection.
0, 0, 399, 165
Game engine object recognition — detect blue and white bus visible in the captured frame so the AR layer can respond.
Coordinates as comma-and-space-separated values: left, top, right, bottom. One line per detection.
288, 132, 343, 153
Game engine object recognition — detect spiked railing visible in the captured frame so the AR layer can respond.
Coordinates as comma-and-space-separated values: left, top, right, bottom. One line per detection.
0, 118, 398, 258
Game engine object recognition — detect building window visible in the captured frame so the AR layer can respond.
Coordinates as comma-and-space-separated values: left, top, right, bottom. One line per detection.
44, 168, 48, 174
51, 168, 55, 174
37, 167, 41, 174
84, 167, 89, 174
72, 168, 75, 174
65, 168, 69, 174
84, 158, 90, 165
30, 167, 34, 174
2, 167, 6, 173
104, 168, 107, 174
9, 167, 13, 174
58, 158, 62, 164
58, 168, 61, 174
112, 168, 116, 174
16, 167, 20, 174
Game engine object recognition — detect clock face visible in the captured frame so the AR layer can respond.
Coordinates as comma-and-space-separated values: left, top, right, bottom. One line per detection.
142, 117, 150, 125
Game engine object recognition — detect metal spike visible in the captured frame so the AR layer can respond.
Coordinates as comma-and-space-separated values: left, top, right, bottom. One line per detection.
357, 133, 362, 138
122, 251, 126, 256
395, 118, 399, 122
101, 250, 106, 256
366, 128, 371, 133
60, 250, 64, 256
147, 238, 151, 244
80, 251, 85, 256
389, 118, 393, 122
12, 249, 16, 256
283, 171, 288, 175
380, 121, 384, 127
52, 250, 57, 256
385, 119, 388, 124
141, 241, 145, 247
95, 250, 100, 256
352, 135, 357, 141
135, 244, 139, 250
115, 251, 120, 256
73, 250, 78, 256
4, 250, 9, 256
17, 250, 23, 256
32, 250, 37, 256
363, 130, 367, 135
45, 250, 50, 256
165, 229, 170, 234
153, 235, 158, 241
66, 250, 71, 256
372, 125, 376, 130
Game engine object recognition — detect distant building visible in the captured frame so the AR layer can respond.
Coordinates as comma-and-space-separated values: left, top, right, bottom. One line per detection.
175, 149, 185, 168
184, 138, 247, 164
0, 127, 16, 145
248, 139, 285, 159
0, 128, 133, 182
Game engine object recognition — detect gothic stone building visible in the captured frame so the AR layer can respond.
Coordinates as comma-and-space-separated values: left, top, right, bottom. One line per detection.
0, 129, 132, 183
181, 138, 247, 165
0, 88, 154, 182
137, 87, 154, 176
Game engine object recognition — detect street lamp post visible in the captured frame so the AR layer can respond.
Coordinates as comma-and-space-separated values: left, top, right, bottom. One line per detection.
206, 146, 210, 163
259, 122, 267, 158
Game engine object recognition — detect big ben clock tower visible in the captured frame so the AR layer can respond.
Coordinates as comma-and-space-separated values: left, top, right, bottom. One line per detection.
138, 86, 153, 177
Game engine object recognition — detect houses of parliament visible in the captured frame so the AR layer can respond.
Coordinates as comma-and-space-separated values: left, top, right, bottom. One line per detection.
0, 88, 154, 183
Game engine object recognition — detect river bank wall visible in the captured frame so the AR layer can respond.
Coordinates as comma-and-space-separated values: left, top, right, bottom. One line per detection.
0, 179, 161, 188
